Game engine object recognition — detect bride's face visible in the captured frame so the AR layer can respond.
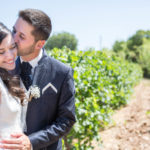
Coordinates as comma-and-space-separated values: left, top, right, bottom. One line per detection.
0, 33, 17, 70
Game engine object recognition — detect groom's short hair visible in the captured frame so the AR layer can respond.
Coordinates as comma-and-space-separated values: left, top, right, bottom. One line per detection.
19, 8, 52, 41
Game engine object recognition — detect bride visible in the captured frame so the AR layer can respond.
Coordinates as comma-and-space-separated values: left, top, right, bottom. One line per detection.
0, 22, 26, 140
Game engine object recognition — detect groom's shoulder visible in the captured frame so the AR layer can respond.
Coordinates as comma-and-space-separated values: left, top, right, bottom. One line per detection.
46, 55, 72, 73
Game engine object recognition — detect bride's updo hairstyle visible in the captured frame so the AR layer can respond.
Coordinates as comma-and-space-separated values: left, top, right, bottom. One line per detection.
0, 22, 25, 105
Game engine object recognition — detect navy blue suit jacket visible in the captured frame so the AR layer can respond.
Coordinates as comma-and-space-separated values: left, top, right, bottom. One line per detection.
14, 50, 76, 150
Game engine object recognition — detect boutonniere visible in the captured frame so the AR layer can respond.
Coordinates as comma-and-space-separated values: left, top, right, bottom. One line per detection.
26, 85, 40, 101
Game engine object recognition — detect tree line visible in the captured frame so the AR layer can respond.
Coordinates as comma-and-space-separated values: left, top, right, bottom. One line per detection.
45, 30, 150, 77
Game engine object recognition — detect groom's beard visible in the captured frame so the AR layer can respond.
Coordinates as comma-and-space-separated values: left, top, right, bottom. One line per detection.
16, 43, 36, 57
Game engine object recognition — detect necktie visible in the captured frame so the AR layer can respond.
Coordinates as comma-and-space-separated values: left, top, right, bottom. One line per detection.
20, 62, 32, 90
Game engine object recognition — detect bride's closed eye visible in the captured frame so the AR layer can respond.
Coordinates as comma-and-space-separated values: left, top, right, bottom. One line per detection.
0, 49, 5, 55
10, 43, 17, 50
0, 43, 17, 55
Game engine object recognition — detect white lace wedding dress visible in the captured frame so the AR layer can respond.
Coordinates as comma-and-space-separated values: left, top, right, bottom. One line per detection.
0, 77, 23, 139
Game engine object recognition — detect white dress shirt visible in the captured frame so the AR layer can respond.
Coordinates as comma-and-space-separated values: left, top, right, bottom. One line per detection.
20, 49, 43, 76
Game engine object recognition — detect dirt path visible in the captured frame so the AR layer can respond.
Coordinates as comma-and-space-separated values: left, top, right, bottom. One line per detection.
97, 79, 150, 150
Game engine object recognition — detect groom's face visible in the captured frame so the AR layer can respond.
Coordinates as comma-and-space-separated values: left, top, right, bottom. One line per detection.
13, 17, 37, 60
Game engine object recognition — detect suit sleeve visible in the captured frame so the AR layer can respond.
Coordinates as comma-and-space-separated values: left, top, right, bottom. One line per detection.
28, 68, 76, 149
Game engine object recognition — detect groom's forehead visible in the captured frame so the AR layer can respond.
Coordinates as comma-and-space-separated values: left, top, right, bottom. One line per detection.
14, 18, 34, 35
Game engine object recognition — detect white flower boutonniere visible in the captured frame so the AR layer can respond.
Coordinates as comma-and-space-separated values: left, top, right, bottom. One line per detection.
27, 85, 40, 102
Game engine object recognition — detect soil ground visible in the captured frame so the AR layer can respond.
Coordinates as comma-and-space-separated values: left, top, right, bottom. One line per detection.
95, 79, 150, 150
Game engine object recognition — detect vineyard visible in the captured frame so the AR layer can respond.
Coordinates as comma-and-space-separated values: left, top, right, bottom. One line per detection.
48, 48, 143, 150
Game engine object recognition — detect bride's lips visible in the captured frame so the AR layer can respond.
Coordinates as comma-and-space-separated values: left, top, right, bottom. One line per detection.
5, 60, 15, 65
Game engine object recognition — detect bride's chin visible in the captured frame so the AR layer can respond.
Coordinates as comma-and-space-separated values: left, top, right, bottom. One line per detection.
7, 65, 16, 71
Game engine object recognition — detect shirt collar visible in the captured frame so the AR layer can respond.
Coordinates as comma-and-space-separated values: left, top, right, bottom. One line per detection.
20, 49, 43, 68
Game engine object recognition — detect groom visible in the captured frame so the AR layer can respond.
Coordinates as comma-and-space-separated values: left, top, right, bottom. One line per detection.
1, 9, 76, 150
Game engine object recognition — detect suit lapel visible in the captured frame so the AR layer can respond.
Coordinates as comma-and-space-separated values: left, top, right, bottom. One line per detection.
26, 51, 50, 133
32, 50, 49, 86
32, 63, 47, 86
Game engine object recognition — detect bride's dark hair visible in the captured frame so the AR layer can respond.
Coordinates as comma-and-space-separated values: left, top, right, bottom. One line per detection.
0, 22, 25, 105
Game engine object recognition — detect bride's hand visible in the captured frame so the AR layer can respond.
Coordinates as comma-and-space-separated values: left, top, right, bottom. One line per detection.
0, 133, 31, 150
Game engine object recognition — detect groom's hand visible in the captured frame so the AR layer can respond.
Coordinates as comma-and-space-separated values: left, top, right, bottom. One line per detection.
0, 133, 31, 150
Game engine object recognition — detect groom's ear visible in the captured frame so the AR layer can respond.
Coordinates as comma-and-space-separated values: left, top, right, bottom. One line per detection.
35, 40, 45, 49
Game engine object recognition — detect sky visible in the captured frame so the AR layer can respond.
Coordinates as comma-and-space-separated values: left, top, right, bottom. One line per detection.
0, 0, 150, 50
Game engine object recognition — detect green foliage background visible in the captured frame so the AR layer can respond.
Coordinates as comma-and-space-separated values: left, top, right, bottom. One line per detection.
48, 48, 142, 150
112, 30, 150, 77
45, 32, 78, 50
